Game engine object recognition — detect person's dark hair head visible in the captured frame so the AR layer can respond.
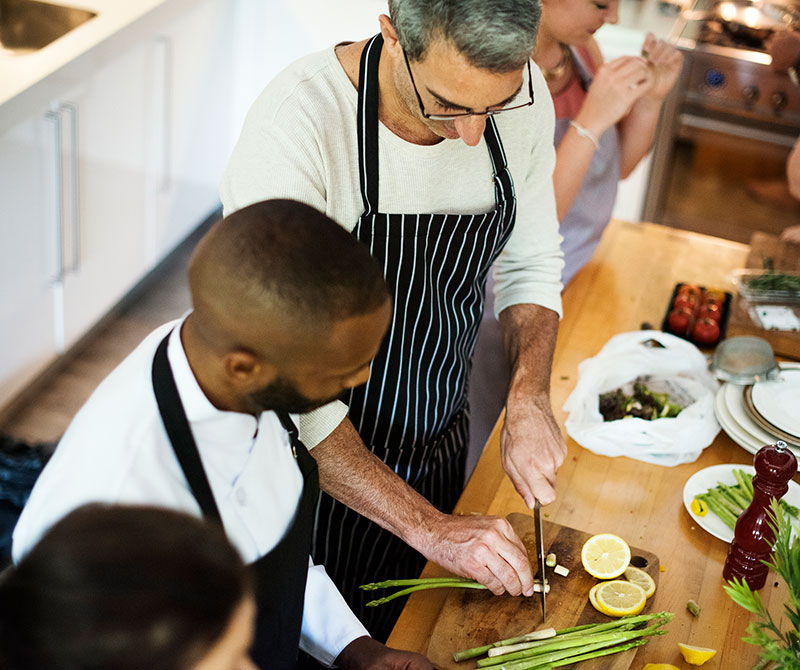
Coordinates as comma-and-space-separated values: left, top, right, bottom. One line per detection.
388, 0, 541, 72
189, 199, 389, 338
0, 504, 250, 670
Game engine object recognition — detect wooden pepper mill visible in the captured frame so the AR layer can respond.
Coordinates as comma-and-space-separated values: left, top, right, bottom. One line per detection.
723, 441, 798, 590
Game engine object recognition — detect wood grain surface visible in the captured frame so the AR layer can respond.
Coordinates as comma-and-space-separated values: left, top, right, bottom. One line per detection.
426, 514, 660, 670
387, 221, 797, 669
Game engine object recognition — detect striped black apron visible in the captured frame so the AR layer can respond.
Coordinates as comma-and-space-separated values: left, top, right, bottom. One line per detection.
310, 34, 518, 641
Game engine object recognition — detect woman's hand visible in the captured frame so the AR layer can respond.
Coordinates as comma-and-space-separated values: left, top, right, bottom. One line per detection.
640, 32, 683, 102
573, 55, 653, 137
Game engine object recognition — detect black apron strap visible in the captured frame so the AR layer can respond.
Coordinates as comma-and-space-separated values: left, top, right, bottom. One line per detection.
151, 332, 222, 523
275, 412, 319, 485
483, 116, 508, 176
357, 34, 383, 216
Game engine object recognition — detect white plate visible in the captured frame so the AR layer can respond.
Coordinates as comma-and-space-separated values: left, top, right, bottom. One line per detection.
751, 368, 800, 439
715, 387, 764, 454
723, 383, 780, 446
683, 464, 800, 543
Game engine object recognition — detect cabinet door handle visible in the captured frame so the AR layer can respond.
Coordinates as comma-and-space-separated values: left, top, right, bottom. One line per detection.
44, 109, 64, 284
59, 102, 81, 274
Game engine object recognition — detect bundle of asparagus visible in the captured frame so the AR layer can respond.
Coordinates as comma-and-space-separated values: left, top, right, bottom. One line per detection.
452, 612, 673, 669
694, 469, 799, 531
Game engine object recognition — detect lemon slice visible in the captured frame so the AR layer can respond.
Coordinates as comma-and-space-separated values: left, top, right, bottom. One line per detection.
678, 643, 717, 666
642, 665, 680, 670
581, 533, 631, 579
624, 565, 656, 598
592, 580, 646, 616
588, 583, 602, 612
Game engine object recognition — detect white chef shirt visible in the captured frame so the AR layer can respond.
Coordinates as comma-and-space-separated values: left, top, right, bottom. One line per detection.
12, 317, 368, 666
219, 44, 564, 450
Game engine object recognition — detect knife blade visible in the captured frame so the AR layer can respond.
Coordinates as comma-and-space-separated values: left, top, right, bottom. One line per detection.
534, 500, 547, 621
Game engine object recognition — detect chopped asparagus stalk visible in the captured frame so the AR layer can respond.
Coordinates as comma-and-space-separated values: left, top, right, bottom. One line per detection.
488, 629, 557, 656
553, 564, 569, 577
545, 553, 557, 568
686, 599, 701, 617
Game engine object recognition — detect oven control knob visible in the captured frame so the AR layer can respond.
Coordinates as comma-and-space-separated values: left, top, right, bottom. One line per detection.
742, 85, 760, 104
771, 91, 788, 112
705, 69, 725, 88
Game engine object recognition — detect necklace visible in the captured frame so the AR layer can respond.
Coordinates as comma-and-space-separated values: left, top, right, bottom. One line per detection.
539, 44, 572, 81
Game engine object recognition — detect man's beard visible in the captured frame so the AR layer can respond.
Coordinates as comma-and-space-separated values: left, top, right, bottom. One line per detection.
248, 377, 344, 414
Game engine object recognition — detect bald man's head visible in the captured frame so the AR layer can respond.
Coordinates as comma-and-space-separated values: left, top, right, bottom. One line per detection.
188, 199, 389, 360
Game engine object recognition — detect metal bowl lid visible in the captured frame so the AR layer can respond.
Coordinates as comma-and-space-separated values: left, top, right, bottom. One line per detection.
711, 336, 781, 385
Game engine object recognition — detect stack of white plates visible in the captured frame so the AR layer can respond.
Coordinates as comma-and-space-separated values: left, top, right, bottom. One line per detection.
715, 362, 800, 459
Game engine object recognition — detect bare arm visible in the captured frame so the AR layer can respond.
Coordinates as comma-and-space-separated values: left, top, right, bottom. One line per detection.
312, 417, 535, 596
552, 54, 652, 218
498, 303, 565, 507
618, 35, 683, 178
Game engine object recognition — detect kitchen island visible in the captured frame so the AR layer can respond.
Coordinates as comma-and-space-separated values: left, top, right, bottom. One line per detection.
386, 219, 794, 668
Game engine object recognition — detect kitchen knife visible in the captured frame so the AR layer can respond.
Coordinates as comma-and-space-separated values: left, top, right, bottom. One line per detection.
534, 500, 546, 621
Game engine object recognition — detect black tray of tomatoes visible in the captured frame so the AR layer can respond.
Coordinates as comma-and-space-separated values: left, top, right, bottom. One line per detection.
661, 282, 732, 348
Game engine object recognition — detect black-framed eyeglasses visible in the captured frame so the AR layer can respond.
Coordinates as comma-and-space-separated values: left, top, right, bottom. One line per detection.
402, 49, 534, 121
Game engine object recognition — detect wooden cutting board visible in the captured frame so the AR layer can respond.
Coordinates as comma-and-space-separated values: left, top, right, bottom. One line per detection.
726, 231, 800, 360
426, 514, 660, 670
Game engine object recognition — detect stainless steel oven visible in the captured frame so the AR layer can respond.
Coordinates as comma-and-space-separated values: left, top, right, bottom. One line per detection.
644, 1, 800, 244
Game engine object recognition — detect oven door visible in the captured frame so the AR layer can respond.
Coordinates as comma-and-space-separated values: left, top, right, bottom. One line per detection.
648, 108, 800, 244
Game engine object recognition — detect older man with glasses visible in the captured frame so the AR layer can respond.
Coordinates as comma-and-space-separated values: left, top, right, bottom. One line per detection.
221, 0, 565, 642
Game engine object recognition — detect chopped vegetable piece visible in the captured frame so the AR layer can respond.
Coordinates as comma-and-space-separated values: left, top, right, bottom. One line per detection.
686, 599, 701, 617
554, 564, 569, 577
690, 498, 708, 516
546, 553, 557, 568
487, 629, 557, 657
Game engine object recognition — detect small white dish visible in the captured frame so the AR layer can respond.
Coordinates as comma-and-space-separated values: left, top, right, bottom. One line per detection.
751, 368, 800, 439
683, 463, 800, 543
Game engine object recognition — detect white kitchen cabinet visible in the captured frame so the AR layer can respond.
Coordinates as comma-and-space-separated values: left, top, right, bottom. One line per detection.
146, 0, 235, 263
0, 39, 152, 403
0, 115, 60, 408
59, 41, 151, 347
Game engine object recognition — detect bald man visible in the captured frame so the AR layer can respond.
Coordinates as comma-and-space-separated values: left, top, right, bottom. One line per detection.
12, 200, 430, 670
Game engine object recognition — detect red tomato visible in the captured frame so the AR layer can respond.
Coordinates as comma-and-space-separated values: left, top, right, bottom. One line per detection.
667, 307, 693, 335
673, 293, 699, 312
697, 302, 723, 323
692, 317, 721, 346
677, 284, 702, 298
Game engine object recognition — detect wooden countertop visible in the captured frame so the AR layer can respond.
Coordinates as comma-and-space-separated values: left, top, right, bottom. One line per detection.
386, 220, 793, 668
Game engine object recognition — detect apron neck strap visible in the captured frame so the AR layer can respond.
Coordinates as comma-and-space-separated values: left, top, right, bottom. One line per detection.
357, 33, 383, 216
151, 332, 223, 523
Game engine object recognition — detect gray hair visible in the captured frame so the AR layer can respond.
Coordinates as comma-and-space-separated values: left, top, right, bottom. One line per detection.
388, 0, 541, 72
